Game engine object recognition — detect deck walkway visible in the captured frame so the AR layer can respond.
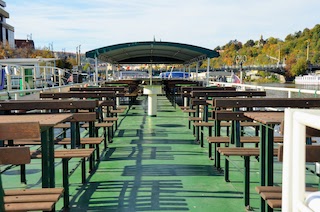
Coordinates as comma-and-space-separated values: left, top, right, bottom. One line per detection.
1, 95, 287, 211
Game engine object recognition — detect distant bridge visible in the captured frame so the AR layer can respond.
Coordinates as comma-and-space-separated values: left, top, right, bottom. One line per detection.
215, 64, 286, 75
188, 63, 320, 76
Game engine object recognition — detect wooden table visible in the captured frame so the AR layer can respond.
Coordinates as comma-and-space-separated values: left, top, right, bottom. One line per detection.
0, 114, 72, 188
244, 112, 283, 212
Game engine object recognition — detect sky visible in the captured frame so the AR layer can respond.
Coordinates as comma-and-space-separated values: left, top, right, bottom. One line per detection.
7, 0, 320, 54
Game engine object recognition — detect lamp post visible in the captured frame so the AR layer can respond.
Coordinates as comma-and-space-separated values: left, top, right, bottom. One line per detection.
306, 40, 310, 61
235, 54, 247, 84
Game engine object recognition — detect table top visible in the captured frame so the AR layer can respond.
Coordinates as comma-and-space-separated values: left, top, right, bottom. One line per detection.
244, 112, 284, 125
0, 114, 72, 127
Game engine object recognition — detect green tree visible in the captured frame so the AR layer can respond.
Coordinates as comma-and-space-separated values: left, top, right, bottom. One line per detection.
290, 58, 308, 76
244, 40, 255, 47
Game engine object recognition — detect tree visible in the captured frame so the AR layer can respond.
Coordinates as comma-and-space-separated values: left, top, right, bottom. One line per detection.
83, 63, 91, 72
0, 42, 14, 58
290, 58, 308, 76
244, 40, 255, 47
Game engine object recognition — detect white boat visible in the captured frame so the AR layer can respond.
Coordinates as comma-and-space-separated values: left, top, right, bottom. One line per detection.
295, 74, 320, 84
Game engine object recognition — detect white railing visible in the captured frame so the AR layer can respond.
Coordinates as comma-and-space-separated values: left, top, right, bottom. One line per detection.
282, 109, 320, 212
0, 82, 89, 100
209, 82, 320, 98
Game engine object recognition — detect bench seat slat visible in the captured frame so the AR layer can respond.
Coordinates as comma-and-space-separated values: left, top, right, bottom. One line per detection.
267, 199, 282, 209
5, 202, 55, 211
218, 147, 278, 157
4, 188, 64, 196
4, 194, 61, 203
56, 137, 103, 145
30, 149, 95, 159
208, 136, 284, 144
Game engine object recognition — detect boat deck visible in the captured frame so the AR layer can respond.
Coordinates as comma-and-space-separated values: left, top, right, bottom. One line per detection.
1, 95, 318, 211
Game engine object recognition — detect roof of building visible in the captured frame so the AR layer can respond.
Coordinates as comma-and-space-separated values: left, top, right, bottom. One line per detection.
0, 58, 59, 65
85, 41, 219, 64
15, 39, 35, 49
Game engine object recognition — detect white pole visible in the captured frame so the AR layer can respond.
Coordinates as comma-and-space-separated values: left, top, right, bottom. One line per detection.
206, 58, 210, 86
95, 57, 98, 85
58, 69, 63, 87
149, 64, 152, 86
196, 62, 199, 81
291, 113, 306, 212
21, 67, 25, 90
282, 109, 294, 212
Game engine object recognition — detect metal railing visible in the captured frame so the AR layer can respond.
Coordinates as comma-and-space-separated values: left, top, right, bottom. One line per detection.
0, 82, 90, 100
209, 81, 320, 98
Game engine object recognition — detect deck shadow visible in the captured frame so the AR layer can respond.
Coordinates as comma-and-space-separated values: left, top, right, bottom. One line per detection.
70, 180, 189, 211
69, 179, 241, 211
117, 129, 168, 138
156, 124, 185, 128
101, 147, 174, 161
130, 139, 194, 145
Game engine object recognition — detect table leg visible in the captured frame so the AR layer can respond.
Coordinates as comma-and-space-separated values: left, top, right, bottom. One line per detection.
259, 124, 266, 212
266, 124, 274, 186
48, 128, 55, 188
41, 130, 49, 188
244, 156, 250, 207
0, 174, 4, 212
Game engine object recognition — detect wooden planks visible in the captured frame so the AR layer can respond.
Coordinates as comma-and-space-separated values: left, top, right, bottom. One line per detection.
0, 147, 31, 165
0, 122, 40, 140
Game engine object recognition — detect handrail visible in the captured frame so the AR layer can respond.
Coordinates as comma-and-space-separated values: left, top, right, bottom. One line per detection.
209, 81, 320, 98
0, 82, 90, 100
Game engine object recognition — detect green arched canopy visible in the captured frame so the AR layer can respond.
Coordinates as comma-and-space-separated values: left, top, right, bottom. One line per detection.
85, 41, 219, 64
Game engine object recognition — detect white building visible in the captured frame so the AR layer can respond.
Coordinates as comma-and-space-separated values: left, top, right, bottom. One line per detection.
0, 1, 14, 48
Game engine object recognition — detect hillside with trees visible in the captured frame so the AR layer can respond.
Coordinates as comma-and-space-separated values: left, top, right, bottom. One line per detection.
210, 24, 320, 78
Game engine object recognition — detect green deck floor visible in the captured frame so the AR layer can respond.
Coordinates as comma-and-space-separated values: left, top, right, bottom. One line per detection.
5, 95, 319, 211
66, 95, 259, 211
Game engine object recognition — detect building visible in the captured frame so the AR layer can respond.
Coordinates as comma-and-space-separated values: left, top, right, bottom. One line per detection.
0, 1, 14, 48
15, 39, 35, 49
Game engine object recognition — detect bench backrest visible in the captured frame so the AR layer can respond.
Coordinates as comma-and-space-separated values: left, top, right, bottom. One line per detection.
213, 98, 320, 120
0, 100, 98, 112
0, 122, 40, 140
68, 112, 96, 122
214, 98, 320, 108
181, 86, 236, 93
0, 147, 31, 165
0, 122, 39, 165
40, 91, 118, 99
278, 144, 320, 162
70, 87, 126, 92
191, 90, 266, 98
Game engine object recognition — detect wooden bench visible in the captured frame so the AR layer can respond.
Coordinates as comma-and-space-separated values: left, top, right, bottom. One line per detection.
82, 121, 114, 146
1, 107, 106, 159
211, 98, 320, 169
217, 143, 320, 210
188, 90, 266, 148
256, 144, 320, 211
0, 120, 96, 210
0, 122, 64, 212
30, 148, 95, 208
180, 86, 236, 108
208, 136, 283, 160
217, 147, 279, 209
0, 100, 101, 149
255, 186, 318, 209
4, 187, 64, 212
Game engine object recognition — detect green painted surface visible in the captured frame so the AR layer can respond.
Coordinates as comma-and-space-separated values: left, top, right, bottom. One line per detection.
1, 95, 319, 211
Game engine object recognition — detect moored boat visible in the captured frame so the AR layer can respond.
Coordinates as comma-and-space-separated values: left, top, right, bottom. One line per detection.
295, 74, 320, 84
